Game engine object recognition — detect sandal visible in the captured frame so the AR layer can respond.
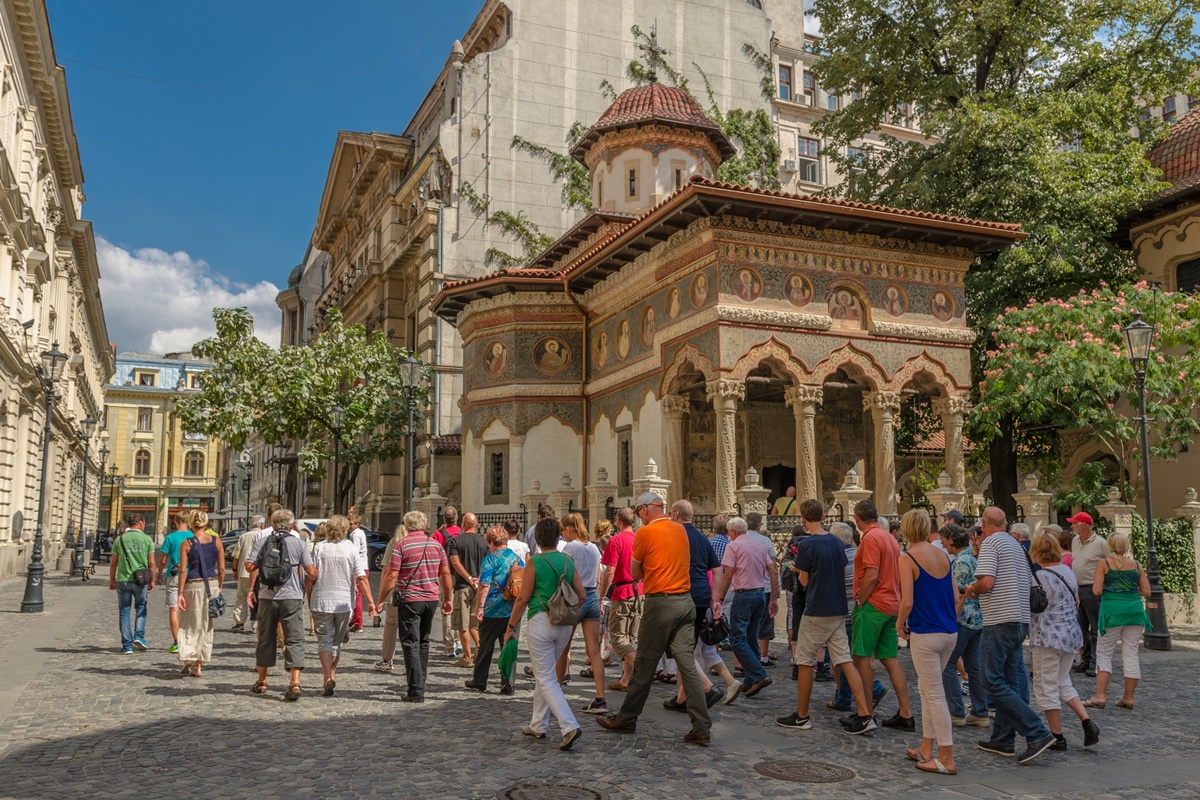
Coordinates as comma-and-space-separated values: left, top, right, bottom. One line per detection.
251, 679, 268, 694
606, 680, 628, 691
284, 683, 302, 702
180, 662, 192, 676
580, 667, 594, 678
1082, 697, 1106, 709
1116, 699, 1134, 710
915, 758, 957, 775
190, 662, 203, 678
906, 747, 932, 763
323, 679, 336, 697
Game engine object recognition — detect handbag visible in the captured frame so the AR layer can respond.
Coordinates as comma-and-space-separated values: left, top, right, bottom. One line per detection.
392, 535, 433, 608
699, 608, 729, 646
540, 554, 581, 625
118, 534, 153, 587
501, 550, 524, 601
1025, 550, 1048, 614
195, 538, 226, 618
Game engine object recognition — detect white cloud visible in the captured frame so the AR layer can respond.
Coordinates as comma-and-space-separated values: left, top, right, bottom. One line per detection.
96, 237, 282, 354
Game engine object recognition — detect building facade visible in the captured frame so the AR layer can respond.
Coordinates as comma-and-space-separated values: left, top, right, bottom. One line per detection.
100, 353, 222, 539
0, 0, 113, 579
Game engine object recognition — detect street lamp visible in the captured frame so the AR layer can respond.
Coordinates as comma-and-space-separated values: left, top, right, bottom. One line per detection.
72, 416, 96, 578
331, 406, 345, 515
400, 356, 422, 512
271, 442, 289, 504
1122, 311, 1171, 651
106, 465, 120, 538
94, 445, 109, 565
21, 342, 68, 612
242, 460, 253, 529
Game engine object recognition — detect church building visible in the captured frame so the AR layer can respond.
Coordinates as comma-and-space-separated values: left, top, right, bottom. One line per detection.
433, 79, 1025, 516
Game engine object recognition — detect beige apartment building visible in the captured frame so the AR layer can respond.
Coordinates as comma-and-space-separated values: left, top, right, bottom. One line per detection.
0, 0, 113, 580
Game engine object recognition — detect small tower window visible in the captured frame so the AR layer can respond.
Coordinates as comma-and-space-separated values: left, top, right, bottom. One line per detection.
675, 169, 682, 190
628, 168, 637, 198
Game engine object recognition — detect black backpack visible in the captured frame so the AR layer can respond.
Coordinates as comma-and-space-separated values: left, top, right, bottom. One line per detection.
256, 531, 292, 589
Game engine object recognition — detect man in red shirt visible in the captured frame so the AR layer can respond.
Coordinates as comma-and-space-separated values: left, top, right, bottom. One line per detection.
598, 507, 641, 691
434, 506, 462, 657
850, 499, 914, 730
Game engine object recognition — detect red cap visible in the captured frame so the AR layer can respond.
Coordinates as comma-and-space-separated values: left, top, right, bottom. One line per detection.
1066, 512, 1094, 525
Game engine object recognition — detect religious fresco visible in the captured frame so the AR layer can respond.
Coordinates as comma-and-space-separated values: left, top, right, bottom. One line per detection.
881, 285, 908, 317
829, 287, 866, 329
482, 340, 508, 379
639, 305, 657, 347
731, 267, 763, 302
616, 319, 631, 360
783, 274, 813, 308
691, 272, 710, 307
533, 337, 571, 375
930, 290, 955, 321
666, 287, 682, 319
594, 329, 610, 369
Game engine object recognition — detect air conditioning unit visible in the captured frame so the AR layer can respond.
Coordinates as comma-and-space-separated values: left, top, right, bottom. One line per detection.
783, 159, 798, 173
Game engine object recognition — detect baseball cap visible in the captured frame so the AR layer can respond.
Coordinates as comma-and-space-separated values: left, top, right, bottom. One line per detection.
1065, 511, 1094, 525
941, 509, 965, 523
634, 492, 665, 510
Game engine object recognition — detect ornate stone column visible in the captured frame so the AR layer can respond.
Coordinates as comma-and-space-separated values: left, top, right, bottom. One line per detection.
735, 467, 772, 515
926, 470, 966, 519
785, 385, 824, 502
1096, 485, 1135, 537
864, 390, 902, 515
707, 378, 745, 513
631, 459, 671, 508
830, 468, 872, 520
549, 472, 581, 517
932, 395, 970, 495
415, 482, 447, 531
1011, 473, 1053, 534
661, 395, 689, 501
522, 479, 549, 517
586, 467, 617, 530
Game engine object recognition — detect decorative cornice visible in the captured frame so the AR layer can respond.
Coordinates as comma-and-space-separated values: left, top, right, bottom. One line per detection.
716, 304, 833, 331
871, 320, 976, 344
465, 384, 582, 403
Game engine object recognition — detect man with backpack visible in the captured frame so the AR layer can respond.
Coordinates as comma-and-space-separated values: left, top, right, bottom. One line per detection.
246, 508, 316, 701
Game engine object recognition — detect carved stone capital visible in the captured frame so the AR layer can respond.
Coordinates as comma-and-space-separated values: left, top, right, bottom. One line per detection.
784, 384, 824, 411
706, 378, 745, 408
871, 321, 977, 344
661, 395, 690, 416
862, 390, 902, 415
932, 395, 971, 417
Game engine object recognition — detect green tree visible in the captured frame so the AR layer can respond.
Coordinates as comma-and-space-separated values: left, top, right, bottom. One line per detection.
177, 308, 428, 513
808, 0, 1200, 509
972, 283, 1200, 501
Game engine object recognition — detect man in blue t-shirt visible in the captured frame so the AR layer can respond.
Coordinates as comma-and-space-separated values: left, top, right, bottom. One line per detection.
157, 511, 194, 653
776, 499, 876, 734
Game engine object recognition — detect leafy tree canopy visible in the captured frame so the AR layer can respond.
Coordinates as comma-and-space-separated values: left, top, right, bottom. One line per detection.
177, 307, 428, 512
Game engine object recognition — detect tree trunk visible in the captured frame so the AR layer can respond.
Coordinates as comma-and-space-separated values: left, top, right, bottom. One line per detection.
338, 462, 361, 516
989, 415, 1019, 518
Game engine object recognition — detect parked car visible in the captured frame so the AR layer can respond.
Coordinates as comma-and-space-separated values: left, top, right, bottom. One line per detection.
220, 529, 245, 564
364, 530, 390, 571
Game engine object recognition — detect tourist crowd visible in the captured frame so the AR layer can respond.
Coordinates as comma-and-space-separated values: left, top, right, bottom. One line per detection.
104, 492, 1152, 769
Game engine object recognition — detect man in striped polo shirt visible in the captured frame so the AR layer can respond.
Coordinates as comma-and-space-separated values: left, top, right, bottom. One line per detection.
378, 510, 454, 703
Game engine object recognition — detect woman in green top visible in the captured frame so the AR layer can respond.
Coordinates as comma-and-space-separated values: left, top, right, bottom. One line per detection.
1083, 532, 1150, 710
505, 518, 587, 751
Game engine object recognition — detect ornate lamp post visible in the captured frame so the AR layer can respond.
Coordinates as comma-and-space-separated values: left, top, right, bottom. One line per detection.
21, 342, 68, 613
271, 442, 288, 503
72, 416, 96, 578
106, 466, 121, 538
94, 445, 109, 564
400, 356, 422, 512
242, 460, 253, 528
1122, 311, 1171, 651
330, 406, 346, 515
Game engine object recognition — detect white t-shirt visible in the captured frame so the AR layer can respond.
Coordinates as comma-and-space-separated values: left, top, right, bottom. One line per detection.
506, 538, 530, 561
349, 527, 369, 577
975, 532, 1031, 625
309, 539, 365, 613
563, 539, 602, 589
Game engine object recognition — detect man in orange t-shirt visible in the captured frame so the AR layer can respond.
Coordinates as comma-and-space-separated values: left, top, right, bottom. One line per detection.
849, 499, 914, 729
597, 493, 712, 745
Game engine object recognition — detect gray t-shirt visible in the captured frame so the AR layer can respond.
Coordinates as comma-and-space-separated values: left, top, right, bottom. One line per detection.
564, 540, 602, 589
248, 532, 313, 601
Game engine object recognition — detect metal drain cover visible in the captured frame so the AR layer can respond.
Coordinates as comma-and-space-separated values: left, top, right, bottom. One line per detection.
754, 759, 856, 783
497, 783, 610, 800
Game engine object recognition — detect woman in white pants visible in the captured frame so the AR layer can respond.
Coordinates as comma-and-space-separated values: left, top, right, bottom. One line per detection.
505, 518, 587, 751
1085, 532, 1151, 710
1029, 531, 1099, 749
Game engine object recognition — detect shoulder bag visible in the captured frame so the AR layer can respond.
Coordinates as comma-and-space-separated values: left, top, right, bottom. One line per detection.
501, 549, 524, 601
194, 538, 226, 618
1037, 567, 1078, 608
392, 535, 433, 608
539, 554, 581, 625
119, 534, 153, 587
1025, 549, 1048, 614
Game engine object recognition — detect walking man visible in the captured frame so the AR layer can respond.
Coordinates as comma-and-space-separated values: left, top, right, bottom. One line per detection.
230, 515, 264, 632
434, 506, 462, 657
1068, 512, 1109, 677
247, 509, 316, 701
156, 511, 193, 653
599, 507, 642, 691
712, 516, 777, 699
745, 513, 781, 667
109, 513, 154, 654
850, 499, 915, 729
348, 510, 369, 631
596, 494, 712, 745
965, 506, 1057, 763
448, 512, 487, 667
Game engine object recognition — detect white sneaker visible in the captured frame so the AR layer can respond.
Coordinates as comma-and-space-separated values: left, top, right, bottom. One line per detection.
373, 660, 393, 672
723, 682, 743, 705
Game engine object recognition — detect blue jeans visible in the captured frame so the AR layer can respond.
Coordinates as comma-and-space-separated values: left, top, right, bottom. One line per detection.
982, 623, 1050, 746
942, 623, 987, 718
728, 590, 767, 687
117, 581, 148, 650
835, 620, 886, 707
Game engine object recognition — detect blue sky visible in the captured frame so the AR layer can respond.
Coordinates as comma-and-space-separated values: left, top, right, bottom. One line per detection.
46, 2, 478, 352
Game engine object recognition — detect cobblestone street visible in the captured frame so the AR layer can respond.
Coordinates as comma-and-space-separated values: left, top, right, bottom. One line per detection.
1, 574, 1199, 800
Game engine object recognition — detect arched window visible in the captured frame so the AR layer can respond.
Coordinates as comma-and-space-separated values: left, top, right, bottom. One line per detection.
184, 451, 205, 477
135, 449, 151, 476
1177, 257, 1200, 293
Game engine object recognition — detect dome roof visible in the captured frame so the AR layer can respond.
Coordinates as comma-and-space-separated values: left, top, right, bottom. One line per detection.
1147, 108, 1200, 202
571, 82, 735, 162
286, 261, 304, 288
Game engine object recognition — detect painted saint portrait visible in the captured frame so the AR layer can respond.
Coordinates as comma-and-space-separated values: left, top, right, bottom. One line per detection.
930, 291, 955, 322
482, 341, 507, 378
733, 267, 762, 302
666, 287, 681, 320
691, 272, 709, 308
829, 288, 864, 325
595, 329, 609, 370
534, 337, 571, 375
616, 319, 631, 359
783, 274, 813, 308
882, 285, 908, 317
639, 306, 656, 348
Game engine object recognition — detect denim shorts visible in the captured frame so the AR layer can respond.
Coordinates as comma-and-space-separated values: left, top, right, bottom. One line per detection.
577, 588, 601, 622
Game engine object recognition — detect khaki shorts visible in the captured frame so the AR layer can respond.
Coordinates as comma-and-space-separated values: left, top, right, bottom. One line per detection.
165, 582, 180, 609
794, 614, 852, 667
608, 596, 643, 661
451, 587, 479, 632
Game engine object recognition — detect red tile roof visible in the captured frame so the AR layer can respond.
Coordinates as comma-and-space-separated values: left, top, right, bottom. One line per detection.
1149, 107, 1200, 188
431, 434, 462, 455
571, 83, 735, 161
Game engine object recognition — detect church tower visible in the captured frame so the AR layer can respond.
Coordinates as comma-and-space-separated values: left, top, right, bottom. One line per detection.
571, 76, 735, 215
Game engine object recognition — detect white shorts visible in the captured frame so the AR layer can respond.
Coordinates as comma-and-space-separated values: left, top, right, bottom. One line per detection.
165, 583, 180, 609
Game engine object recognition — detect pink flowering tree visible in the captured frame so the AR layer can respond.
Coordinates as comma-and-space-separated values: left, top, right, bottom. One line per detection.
972, 282, 1200, 498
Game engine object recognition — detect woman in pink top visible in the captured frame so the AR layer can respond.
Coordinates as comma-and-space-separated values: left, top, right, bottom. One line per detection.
1048, 526, 1072, 568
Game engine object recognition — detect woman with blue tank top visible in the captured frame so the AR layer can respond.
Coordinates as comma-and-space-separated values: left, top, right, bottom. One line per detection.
896, 509, 959, 776
176, 510, 225, 678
